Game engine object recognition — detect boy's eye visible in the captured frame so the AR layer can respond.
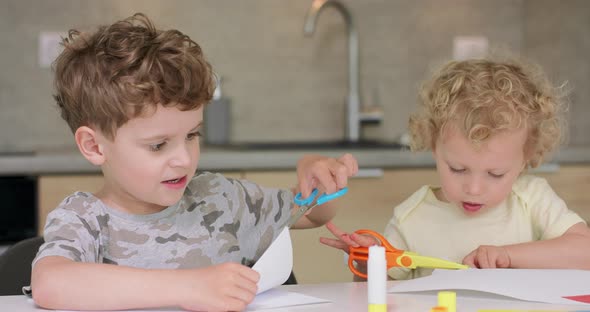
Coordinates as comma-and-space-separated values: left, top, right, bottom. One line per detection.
449, 166, 465, 173
149, 142, 166, 152
489, 172, 505, 178
186, 131, 202, 140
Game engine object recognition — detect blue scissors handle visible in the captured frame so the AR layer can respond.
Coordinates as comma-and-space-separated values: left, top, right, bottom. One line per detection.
294, 187, 348, 207
293, 189, 318, 206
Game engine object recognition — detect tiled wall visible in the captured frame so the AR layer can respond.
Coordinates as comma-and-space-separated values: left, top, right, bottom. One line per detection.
524, 0, 590, 146
0, 0, 588, 152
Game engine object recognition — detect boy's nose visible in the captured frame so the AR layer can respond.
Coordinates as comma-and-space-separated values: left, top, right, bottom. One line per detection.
169, 145, 192, 167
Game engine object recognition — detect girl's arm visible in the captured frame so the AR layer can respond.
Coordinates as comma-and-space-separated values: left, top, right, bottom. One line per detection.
464, 177, 590, 269
506, 222, 590, 269
319, 221, 380, 281
463, 222, 590, 269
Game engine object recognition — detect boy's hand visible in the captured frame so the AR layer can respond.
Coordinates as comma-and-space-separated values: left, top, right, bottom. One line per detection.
462, 245, 512, 269
296, 153, 358, 197
179, 263, 259, 311
319, 221, 379, 253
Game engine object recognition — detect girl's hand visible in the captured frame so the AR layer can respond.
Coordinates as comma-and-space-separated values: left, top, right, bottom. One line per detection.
462, 245, 512, 269
319, 221, 379, 253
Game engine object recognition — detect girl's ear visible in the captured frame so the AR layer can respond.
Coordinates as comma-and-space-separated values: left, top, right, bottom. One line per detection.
75, 126, 105, 165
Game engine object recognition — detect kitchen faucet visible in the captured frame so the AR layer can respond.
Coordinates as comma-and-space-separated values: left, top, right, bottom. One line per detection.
304, 0, 382, 142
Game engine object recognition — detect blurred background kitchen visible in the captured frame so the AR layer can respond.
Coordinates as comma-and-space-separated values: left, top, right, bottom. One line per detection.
0, 0, 589, 284
3, 0, 589, 150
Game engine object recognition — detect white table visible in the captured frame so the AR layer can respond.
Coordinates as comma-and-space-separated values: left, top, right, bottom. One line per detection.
1, 281, 587, 311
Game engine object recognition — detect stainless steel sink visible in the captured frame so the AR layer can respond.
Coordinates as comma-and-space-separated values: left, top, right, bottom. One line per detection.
208, 140, 405, 150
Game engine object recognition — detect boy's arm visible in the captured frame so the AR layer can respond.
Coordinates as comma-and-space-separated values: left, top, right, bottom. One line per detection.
291, 153, 358, 229
32, 256, 259, 311
290, 186, 339, 229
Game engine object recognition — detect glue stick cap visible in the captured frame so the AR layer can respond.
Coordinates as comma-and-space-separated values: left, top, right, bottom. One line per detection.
438, 291, 456, 312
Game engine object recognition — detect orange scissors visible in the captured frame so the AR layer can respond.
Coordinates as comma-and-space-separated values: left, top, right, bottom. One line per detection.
348, 229, 468, 278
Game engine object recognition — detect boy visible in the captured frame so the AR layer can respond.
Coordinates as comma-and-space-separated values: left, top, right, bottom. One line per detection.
31, 13, 358, 311
320, 57, 590, 280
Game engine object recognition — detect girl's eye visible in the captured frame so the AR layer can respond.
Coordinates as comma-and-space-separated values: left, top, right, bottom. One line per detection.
489, 172, 505, 178
149, 142, 166, 152
449, 166, 465, 174
187, 131, 202, 140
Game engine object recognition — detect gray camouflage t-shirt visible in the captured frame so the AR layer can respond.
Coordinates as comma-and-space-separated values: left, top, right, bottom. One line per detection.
33, 171, 293, 269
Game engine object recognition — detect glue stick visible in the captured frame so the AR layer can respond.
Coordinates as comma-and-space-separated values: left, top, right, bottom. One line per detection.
368, 245, 387, 312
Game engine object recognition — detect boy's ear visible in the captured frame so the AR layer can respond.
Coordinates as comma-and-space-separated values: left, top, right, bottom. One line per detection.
75, 126, 105, 165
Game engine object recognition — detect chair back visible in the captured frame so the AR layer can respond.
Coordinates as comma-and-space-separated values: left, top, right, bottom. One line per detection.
0, 237, 44, 295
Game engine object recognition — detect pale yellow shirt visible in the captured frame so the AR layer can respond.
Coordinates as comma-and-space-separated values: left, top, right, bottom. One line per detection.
384, 175, 585, 280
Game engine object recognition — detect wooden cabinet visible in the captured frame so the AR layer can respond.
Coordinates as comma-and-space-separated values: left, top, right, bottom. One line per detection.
37, 175, 104, 235
36, 166, 590, 284
534, 165, 590, 222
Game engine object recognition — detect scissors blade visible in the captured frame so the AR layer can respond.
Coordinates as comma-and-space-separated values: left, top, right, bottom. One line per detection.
286, 203, 317, 228
287, 187, 348, 228
406, 254, 468, 270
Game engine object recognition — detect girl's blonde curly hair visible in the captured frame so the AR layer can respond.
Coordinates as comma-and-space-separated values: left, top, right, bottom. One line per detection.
409, 58, 567, 168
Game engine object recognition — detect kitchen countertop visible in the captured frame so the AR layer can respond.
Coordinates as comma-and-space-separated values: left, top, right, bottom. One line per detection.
1, 146, 590, 176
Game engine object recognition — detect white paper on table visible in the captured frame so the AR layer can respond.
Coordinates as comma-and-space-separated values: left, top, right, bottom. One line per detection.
57, 308, 181, 312
389, 268, 590, 305
246, 288, 330, 310
54, 289, 331, 312
252, 227, 293, 294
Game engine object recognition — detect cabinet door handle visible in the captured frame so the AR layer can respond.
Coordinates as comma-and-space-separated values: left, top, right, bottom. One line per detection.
353, 168, 384, 178
530, 163, 560, 174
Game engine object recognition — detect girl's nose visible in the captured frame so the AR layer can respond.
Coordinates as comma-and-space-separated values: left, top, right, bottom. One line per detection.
464, 176, 483, 196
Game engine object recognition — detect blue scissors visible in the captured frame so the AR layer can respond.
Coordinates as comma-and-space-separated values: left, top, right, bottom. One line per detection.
286, 187, 349, 228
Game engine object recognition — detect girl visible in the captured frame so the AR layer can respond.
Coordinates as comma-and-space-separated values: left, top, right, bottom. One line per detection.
321, 58, 590, 280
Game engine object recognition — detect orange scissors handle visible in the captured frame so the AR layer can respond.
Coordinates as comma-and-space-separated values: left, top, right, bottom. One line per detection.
348, 229, 407, 279
347, 229, 468, 278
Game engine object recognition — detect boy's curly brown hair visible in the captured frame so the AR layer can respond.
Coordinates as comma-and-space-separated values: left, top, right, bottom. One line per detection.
53, 13, 215, 140
409, 58, 567, 168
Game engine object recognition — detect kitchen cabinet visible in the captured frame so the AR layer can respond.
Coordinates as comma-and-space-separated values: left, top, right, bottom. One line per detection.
36, 166, 590, 284
535, 166, 590, 221
37, 175, 104, 235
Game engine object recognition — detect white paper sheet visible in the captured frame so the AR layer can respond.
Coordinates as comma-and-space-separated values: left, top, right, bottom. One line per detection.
252, 227, 293, 294
389, 268, 590, 305
247, 288, 330, 310
57, 309, 181, 312
56, 290, 330, 312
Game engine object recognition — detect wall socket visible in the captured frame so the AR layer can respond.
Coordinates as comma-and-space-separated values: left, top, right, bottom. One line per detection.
38, 31, 65, 68
453, 36, 489, 60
